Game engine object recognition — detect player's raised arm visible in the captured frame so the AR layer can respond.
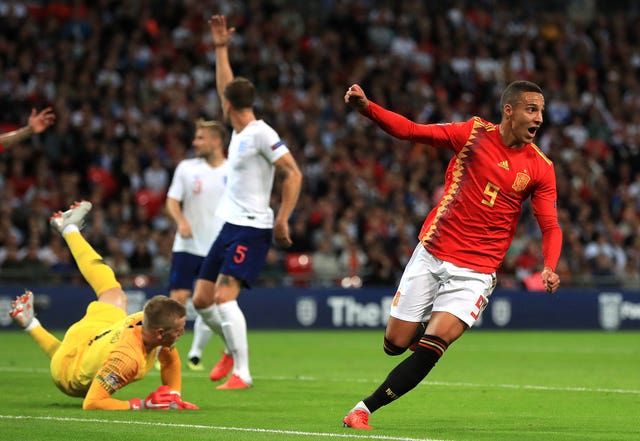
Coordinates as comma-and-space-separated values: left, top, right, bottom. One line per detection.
209, 14, 236, 111
28, 107, 56, 134
344, 84, 370, 113
0, 107, 56, 151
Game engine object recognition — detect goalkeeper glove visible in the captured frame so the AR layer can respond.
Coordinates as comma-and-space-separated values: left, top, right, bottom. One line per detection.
129, 385, 199, 410
168, 390, 199, 410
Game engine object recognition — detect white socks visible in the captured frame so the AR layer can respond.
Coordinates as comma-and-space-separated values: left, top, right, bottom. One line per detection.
62, 225, 79, 236
25, 317, 40, 332
196, 303, 228, 350
216, 300, 251, 383
352, 401, 371, 414
187, 314, 214, 360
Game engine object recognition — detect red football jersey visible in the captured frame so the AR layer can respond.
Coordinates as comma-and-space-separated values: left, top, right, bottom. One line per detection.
365, 102, 561, 273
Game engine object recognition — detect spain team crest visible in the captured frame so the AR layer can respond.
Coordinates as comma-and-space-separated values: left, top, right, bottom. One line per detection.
512, 172, 530, 192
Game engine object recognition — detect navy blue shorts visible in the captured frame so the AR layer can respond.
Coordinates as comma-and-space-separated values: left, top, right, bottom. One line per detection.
168, 252, 204, 290
197, 222, 272, 288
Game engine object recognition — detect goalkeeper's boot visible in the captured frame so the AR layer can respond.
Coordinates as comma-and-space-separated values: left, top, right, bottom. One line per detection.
209, 352, 234, 381
10, 290, 35, 328
216, 374, 251, 390
50, 201, 92, 234
343, 410, 373, 430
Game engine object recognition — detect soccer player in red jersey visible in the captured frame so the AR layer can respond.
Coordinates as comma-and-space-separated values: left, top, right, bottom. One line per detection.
342, 81, 562, 430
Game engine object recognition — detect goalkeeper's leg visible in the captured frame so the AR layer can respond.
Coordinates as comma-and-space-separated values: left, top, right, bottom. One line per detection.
27, 321, 61, 358
51, 201, 127, 312
10, 290, 61, 358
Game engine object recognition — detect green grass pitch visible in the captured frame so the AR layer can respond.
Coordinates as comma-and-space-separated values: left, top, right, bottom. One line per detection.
0, 329, 638, 441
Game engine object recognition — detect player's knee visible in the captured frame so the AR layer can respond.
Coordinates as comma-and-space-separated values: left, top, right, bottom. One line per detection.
191, 295, 209, 310
383, 336, 408, 356
170, 289, 190, 305
97, 288, 128, 313
192, 279, 215, 309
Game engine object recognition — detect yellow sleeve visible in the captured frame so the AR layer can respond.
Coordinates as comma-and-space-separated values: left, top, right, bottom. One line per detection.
158, 346, 181, 393
82, 350, 139, 410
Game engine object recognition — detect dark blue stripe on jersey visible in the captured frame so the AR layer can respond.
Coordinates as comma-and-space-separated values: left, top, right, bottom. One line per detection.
271, 140, 284, 150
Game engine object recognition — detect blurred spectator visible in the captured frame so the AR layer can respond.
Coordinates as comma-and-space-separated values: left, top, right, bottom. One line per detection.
103, 236, 132, 280
590, 253, 619, 288
143, 155, 170, 193
129, 238, 154, 272
288, 216, 314, 253
49, 247, 78, 284
0, 236, 22, 279
2, 1, 640, 289
17, 240, 52, 282
620, 255, 640, 290
364, 241, 395, 287
338, 238, 368, 283
259, 248, 287, 288
151, 229, 173, 287
311, 238, 341, 287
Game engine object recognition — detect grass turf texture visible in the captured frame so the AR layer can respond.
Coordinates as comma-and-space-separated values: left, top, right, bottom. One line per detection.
0, 329, 638, 441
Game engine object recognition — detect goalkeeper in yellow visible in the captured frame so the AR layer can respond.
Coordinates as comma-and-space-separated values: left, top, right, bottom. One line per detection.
9, 201, 198, 411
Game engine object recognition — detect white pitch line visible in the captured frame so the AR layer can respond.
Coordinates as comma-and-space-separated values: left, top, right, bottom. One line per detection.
1, 366, 639, 395
0, 415, 451, 441
210, 373, 640, 395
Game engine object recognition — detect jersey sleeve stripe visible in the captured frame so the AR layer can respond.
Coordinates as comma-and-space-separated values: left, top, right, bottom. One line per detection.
530, 143, 553, 165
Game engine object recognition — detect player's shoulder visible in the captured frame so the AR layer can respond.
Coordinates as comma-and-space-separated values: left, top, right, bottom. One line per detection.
251, 119, 278, 135
108, 312, 144, 351
471, 116, 498, 131
173, 157, 199, 173
252, 119, 271, 128
178, 157, 204, 167
125, 310, 144, 324
250, 120, 285, 148
218, 159, 230, 170
527, 142, 553, 166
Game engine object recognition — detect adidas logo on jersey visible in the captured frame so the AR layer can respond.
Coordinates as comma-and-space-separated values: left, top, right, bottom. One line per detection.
498, 160, 509, 170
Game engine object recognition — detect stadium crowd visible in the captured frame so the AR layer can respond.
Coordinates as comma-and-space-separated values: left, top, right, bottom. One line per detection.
1, 0, 640, 290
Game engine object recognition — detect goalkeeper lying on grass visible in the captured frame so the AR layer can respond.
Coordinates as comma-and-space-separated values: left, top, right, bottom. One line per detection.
8, 201, 198, 410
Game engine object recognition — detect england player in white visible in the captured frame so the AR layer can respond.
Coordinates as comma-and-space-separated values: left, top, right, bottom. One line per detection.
192, 15, 302, 390
166, 119, 228, 371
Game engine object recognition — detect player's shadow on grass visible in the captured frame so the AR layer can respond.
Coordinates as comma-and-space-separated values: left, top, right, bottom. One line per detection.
48, 402, 82, 409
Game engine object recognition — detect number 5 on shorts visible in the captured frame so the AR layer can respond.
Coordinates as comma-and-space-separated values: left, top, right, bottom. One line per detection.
234, 245, 248, 264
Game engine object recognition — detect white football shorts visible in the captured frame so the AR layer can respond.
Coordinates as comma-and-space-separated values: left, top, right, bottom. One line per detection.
390, 245, 496, 327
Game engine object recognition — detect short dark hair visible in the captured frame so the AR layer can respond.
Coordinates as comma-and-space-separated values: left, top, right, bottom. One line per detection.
142, 295, 186, 331
223, 77, 255, 109
500, 80, 543, 108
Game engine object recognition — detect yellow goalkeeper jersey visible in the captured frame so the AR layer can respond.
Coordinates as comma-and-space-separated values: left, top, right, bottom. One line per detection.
50, 304, 181, 410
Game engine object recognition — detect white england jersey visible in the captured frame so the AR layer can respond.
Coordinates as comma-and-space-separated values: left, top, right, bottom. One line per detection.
215, 120, 289, 228
167, 158, 228, 256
